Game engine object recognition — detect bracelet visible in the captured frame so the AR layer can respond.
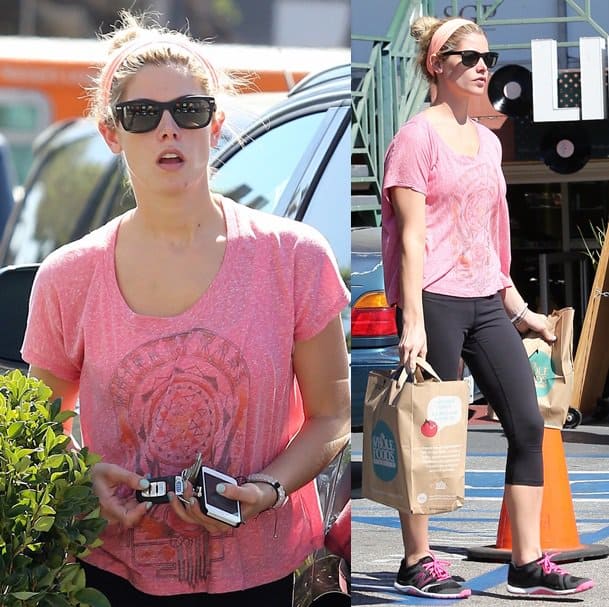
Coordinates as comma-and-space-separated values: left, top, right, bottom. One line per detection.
246, 473, 288, 509
510, 303, 529, 326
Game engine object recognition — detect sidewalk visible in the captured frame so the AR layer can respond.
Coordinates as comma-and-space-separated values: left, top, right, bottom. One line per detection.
352, 408, 609, 606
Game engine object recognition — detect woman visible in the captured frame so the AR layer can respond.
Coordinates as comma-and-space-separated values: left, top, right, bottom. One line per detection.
21, 11, 350, 606
381, 16, 593, 599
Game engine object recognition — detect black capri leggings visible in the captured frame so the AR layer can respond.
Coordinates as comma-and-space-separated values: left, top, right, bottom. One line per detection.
79, 560, 294, 607
397, 291, 544, 486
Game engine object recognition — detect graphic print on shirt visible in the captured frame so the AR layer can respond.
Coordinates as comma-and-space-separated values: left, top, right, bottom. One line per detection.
108, 328, 250, 586
449, 162, 499, 292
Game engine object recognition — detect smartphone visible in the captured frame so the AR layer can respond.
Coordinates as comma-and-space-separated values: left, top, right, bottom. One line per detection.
200, 466, 242, 527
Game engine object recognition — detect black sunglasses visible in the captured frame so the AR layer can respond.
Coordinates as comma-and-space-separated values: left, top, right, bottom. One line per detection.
113, 95, 216, 133
441, 50, 499, 69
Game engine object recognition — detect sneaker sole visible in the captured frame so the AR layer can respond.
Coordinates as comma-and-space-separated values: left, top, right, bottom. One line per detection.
394, 582, 472, 599
506, 580, 594, 596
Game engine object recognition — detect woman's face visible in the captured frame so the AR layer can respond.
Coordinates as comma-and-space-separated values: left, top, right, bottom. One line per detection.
102, 63, 223, 198
437, 32, 492, 97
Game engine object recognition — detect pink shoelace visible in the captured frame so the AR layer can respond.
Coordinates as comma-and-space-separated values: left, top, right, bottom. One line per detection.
537, 553, 567, 575
422, 556, 452, 581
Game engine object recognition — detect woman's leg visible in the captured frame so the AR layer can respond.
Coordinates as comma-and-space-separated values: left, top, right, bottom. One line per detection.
394, 296, 472, 599
461, 294, 544, 566
396, 298, 466, 565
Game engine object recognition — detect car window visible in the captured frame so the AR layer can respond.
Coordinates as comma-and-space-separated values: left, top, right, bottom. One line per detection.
4, 134, 111, 265
90, 164, 135, 228
299, 126, 350, 279
210, 112, 326, 214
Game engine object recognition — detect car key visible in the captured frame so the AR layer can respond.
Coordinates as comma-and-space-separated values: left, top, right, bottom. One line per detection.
181, 452, 203, 486
136, 474, 185, 504
136, 452, 202, 504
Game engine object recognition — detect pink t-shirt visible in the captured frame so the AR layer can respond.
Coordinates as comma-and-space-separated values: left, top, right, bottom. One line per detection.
21, 196, 349, 595
381, 112, 512, 307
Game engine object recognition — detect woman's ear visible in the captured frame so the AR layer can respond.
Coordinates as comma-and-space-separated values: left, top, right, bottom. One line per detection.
98, 120, 123, 154
430, 53, 443, 74
210, 109, 225, 148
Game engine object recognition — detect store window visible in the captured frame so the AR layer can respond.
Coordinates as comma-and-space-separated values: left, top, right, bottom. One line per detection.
507, 179, 609, 343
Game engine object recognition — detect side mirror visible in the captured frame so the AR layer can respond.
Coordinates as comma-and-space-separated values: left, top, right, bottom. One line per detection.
0, 264, 39, 369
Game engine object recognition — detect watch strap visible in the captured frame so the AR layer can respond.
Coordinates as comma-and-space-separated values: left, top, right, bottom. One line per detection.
246, 473, 287, 509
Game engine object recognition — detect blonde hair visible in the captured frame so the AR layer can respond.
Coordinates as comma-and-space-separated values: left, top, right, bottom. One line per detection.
411, 16, 484, 83
88, 10, 242, 126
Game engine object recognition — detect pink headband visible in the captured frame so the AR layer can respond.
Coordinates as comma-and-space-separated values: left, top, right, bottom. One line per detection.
100, 36, 219, 108
425, 18, 473, 76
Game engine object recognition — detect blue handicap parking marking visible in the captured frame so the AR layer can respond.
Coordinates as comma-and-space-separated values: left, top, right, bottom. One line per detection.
466, 470, 609, 500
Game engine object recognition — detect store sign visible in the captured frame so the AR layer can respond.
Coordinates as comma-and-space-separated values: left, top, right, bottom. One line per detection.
532, 37, 608, 122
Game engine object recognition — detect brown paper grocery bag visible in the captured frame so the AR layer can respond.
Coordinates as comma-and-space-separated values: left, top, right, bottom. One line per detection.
362, 358, 469, 515
523, 307, 575, 429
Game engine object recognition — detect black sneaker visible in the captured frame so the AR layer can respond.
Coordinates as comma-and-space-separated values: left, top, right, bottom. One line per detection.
394, 555, 471, 599
507, 553, 594, 596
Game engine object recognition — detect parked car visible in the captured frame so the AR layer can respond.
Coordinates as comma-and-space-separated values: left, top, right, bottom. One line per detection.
351, 226, 399, 430
350, 226, 481, 432
0, 64, 351, 606
0, 132, 15, 240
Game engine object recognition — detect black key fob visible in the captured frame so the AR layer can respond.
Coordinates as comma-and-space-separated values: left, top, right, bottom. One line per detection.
136, 475, 185, 503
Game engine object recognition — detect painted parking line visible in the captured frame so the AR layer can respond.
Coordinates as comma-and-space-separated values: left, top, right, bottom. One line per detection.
353, 470, 609, 604
353, 523, 609, 605
465, 470, 609, 501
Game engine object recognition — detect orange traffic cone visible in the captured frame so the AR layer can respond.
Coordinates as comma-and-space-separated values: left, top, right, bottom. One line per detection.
467, 427, 609, 563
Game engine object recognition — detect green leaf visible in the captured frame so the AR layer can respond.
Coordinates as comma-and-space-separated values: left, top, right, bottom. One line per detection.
42, 594, 73, 607
33, 516, 55, 532
63, 486, 92, 501
7, 421, 24, 438
44, 454, 66, 469
73, 587, 111, 607
53, 409, 76, 424
44, 427, 56, 455
11, 591, 40, 599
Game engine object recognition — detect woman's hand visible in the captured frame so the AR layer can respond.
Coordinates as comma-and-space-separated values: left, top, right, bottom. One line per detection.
91, 462, 151, 528
399, 318, 427, 372
167, 480, 276, 532
516, 310, 556, 344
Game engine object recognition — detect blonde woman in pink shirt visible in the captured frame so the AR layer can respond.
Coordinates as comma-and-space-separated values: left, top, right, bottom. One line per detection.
21, 10, 350, 606
381, 16, 593, 600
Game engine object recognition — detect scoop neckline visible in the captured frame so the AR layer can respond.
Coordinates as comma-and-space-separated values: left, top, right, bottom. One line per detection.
106, 195, 235, 322
420, 113, 481, 159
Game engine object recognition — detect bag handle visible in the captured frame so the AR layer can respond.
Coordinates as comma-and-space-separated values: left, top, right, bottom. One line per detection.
395, 357, 442, 388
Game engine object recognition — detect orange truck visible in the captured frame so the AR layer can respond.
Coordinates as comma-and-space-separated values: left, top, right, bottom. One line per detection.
0, 36, 348, 181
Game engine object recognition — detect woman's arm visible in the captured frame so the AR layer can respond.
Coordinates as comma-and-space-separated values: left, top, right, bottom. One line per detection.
28, 365, 151, 527
170, 315, 350, 529
501, 286, 556, 342
264, 314, 351, 491
392, 186, 427, 370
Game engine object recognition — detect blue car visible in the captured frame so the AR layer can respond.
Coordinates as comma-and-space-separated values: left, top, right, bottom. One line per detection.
350, 226, 481, 431
350, 226, 399, 430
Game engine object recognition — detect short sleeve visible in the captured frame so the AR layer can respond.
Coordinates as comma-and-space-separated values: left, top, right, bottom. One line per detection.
21, 257, 83, 381
293, 227, 349, 342
382, 118, 434, 199
487, 129, 513, 289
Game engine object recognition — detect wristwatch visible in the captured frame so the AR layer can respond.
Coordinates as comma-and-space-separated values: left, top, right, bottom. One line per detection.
247, 473, 288, 509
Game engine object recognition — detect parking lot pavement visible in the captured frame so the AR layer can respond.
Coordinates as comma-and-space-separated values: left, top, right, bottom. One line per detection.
352, 413, 609, 606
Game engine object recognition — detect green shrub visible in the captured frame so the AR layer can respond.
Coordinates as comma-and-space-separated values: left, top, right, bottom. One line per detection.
0, 370, 109, 607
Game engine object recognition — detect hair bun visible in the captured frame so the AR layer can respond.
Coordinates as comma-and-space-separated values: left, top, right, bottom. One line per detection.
410, 16, 441, 41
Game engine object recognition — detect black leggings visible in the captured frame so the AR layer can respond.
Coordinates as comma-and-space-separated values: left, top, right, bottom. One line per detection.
79, 560, 294, 607
397, 291, 544, 486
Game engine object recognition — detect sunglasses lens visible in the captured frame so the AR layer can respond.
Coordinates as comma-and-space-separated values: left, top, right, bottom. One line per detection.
460, 51, 479, 67
486, 52, 498, 68
172, 98, 213, 129
118, 102, 161, 133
